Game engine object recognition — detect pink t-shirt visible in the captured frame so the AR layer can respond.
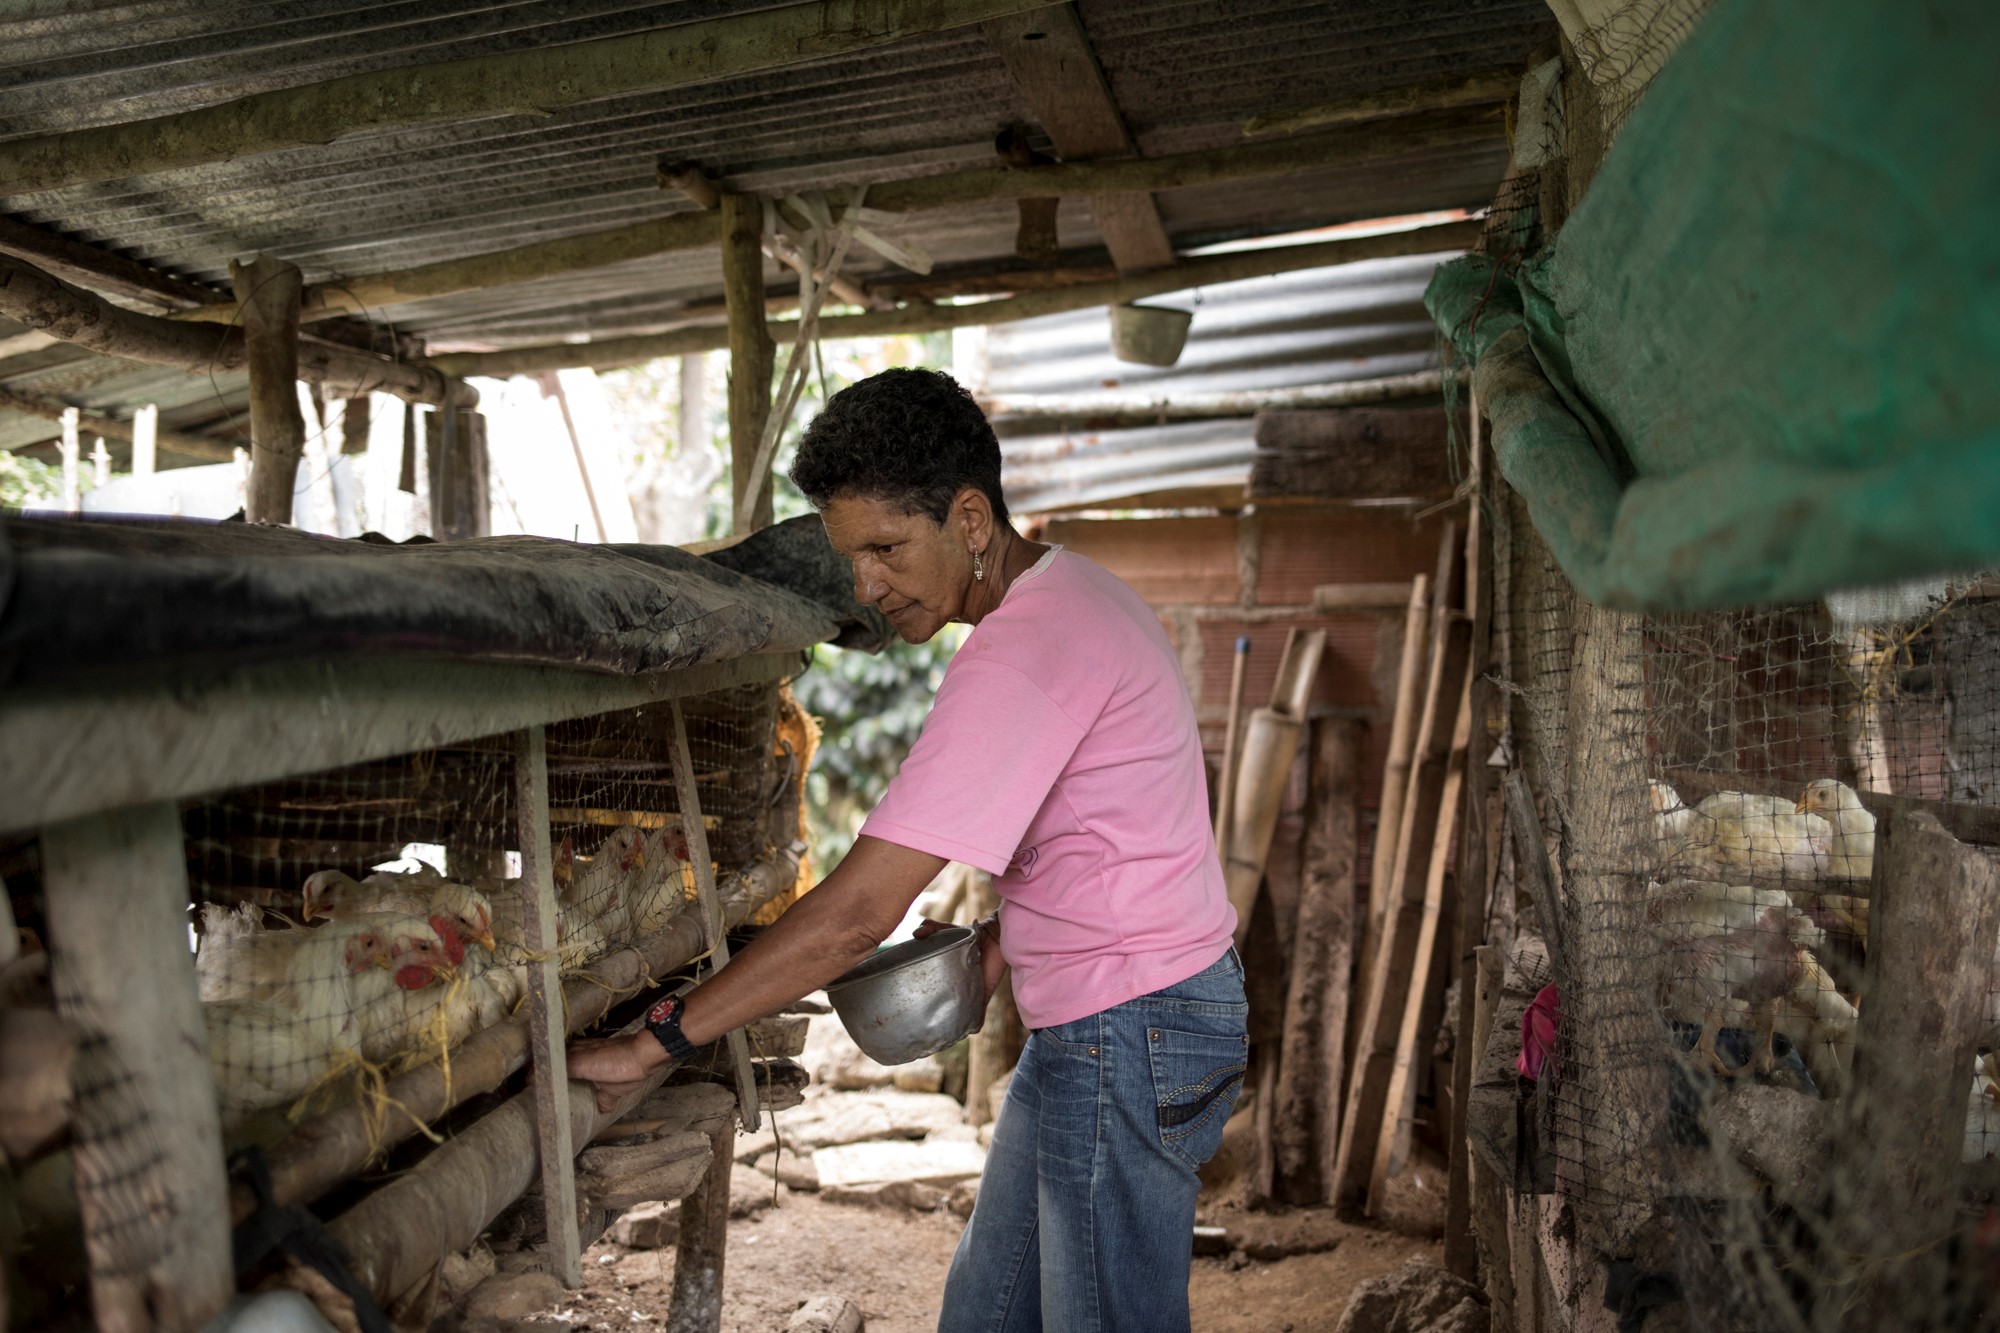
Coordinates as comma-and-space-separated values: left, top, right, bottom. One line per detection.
862, 548, 1237, 1028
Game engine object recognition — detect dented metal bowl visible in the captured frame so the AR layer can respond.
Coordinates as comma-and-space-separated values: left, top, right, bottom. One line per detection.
825, 925, 986, 1065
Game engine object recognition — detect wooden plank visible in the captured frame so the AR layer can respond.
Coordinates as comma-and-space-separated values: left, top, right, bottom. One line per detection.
235, 254, 308, 525
518, 726, 584, 1288
1248, 405, 1464, 501
1369, 646, 1474, 1213
723, 193, 776, 536
1331, 600, 1472, 1213
666, 1119, 735, 1333
1464, 944, 1515, 1326
1504, 770, 1566, 981
42, 802, 235, 1332
983, 5, 1174, 272
668, 700, 762, 1133
1243, 66, 1522, 136
1272, 718, 1362, 1204
0, 649, 797, 836
1838, 810, 2000, 1327
1311, 580, 1417, 611
425, 218, 1483, 379
0, 212, 217, 310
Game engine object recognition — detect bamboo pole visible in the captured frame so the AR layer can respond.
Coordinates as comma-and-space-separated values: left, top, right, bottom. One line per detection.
0, 0, 1065, 197
1364, 575, 1432, 955
1213, 633, 1251, 858
1242, 67, 1521, 137
722, 193, 776, 536
0, 253, 476, 408
426, 218, 1482, 380
234, 254, 307, 524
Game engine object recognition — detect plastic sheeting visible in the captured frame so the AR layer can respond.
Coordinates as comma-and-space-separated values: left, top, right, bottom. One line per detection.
1427, 0, 2000, 610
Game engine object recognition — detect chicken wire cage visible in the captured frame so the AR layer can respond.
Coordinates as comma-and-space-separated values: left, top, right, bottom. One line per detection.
1492, 485, 2000, 1330
0, 673, 814, 1325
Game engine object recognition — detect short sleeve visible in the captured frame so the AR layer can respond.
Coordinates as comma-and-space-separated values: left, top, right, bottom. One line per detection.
861, 658, 1088, 875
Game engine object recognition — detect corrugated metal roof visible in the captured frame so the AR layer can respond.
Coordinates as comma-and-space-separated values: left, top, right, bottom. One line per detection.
0, 0, 1547, 452
973, 244, 1457, 512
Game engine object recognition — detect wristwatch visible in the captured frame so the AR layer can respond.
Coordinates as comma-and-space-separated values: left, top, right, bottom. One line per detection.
644, 994, 700, 1063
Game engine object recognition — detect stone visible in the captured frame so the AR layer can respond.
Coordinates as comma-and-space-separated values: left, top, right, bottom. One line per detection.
771, 1090, 968, 1151
732, 1166, 784, 1218
788, 1292, 866, 1333
755, 1145, 821, 1191
946, 1180, 979, 1219
814, 1139, 987, 1190
460, 1273, 565, 1323
802, 1013, 949, 1093
494, 1250, 549, 1276
821, 1180, 947, 1211
608, 1200, 678, 1250
1334, 1259, 1488, 1333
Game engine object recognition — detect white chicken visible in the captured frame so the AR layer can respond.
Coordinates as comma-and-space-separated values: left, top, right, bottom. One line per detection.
1658, 789, 1832, 881
1794, 778, 1876, 879
557, 825, 648, 944
627, 824, 694, 938
303, 868, 498, 958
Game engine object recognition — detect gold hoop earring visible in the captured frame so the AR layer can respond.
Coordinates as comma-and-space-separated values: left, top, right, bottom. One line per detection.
973, 550, 985, 581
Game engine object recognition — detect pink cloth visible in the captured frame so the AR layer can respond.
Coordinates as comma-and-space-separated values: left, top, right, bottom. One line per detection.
1518, 984, 1560, 1082
863, 549, 1237, 1028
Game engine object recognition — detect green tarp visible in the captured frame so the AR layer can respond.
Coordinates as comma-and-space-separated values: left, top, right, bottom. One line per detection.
1427, 0, 2000, 610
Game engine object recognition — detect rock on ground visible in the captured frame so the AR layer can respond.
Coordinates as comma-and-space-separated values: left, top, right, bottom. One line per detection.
460, 1272, 566, 1323
802, 1010, 945, 1093
788, 1292, 867, 1332
755, 1145, 821, 1191
733, 1166, 786, 1218
1334, 1259, 1487, 1333
737, 1089, 967, 1158
947, 1180, 979, 1219
820, 1180, 947, 1212
815, 1139, 987, 1190
440, 1243, 498, 1301
609, 1200, 677, 1249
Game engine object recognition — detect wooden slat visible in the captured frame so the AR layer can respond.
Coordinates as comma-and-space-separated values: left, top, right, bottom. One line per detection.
42, 803, 235, 1332
517, 726, 583, 1288
1249, 405, 1464, 500
668, 700, 762, 1133
982, 5, 1174, 272
0, 649, 797, 836
1331, 593, 1472, 1213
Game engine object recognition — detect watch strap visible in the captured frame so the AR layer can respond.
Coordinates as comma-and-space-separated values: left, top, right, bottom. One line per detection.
644, 995, 700, 1063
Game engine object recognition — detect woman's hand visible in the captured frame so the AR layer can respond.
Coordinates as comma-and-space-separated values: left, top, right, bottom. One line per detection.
914, 912, 1006, 1005
566, 1031, 673, 1114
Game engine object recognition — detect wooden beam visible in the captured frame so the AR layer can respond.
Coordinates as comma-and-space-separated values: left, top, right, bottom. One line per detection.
176, 212, 720, 327
0, 649, 799, 837
0, 0, 1066, 196
427, 218, 1481, 378
983, 6, 1173, 272
1249, 404, 1464, 501
1837, 810, 2000, 1325
517, 726, 584, 1288
0, 213, 218, 310
234, 254, 306, 524
666, 1119, 734, 1333
983, 369, 1457, 422
0, 253, 476, 408
42, 802, 235, 1333
0, 386, 233, 463
1312, 580, 1418, 612
1243, 67, 1523, 137
722, 193, 776, 536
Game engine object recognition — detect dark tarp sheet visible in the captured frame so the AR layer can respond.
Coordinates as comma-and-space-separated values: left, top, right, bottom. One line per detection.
1426, 0, 2000, 610
0, 512, 891, 690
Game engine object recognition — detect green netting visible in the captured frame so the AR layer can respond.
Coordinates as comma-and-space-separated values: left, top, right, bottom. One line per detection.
1429, 0, 2000, 611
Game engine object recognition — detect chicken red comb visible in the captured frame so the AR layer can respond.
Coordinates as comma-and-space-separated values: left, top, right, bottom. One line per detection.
429, 914, 466, 966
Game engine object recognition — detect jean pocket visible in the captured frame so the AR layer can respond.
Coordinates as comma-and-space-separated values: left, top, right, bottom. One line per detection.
1146, 1026, 1248, 1170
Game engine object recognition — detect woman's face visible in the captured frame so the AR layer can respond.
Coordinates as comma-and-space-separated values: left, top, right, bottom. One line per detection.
821, 490, 981, 644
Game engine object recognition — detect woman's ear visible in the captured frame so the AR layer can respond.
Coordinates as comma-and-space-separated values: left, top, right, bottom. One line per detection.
954, 485, 995, 553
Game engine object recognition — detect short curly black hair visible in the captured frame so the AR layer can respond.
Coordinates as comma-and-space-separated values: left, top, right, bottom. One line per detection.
790, 367, 1008, 527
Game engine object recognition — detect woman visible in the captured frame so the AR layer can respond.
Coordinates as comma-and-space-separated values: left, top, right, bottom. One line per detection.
568, 368, 1244, 1333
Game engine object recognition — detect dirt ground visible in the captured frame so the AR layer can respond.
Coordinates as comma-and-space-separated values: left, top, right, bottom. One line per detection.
520, 1101, 1445, 1332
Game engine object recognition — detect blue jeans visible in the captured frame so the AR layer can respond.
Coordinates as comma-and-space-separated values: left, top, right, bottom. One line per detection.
938, 949, 1249, 1333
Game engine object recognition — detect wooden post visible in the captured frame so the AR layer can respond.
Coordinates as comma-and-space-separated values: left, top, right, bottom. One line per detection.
667, 1118, 735, 1333
1838, 810, 2000, 1326
41, 802, 235, 1332
1272, 718, 1362, 1204
232, 254, 305, 524
1465, 944, 1515, 1326
131, 403, 158, 476
722, 193, 775, 535
516, 726, 583, 1288
680, 352, 707, 454
668, 699, 761, 1133
339, 395, 371, 455
59, 404, 80, 512
429, 408, 489, 540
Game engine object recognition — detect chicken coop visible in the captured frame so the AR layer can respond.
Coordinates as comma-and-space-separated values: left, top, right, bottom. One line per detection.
1458, 486, 2000, 1331
0, 513, 888, 1330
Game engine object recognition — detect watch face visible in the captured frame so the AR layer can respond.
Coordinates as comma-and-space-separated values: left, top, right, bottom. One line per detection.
648, 997, 678, 1026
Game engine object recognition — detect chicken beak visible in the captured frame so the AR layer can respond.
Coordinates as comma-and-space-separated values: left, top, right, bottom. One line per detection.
1794, 798, 1810, 814
372, 953, 396, 971
474, 929, 498, 952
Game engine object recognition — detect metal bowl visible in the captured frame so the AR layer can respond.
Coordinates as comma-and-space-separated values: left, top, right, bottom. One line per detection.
825, 925, 986, 1065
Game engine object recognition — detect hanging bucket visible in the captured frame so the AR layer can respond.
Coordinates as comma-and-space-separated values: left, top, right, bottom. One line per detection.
1109, 302, 1193, 367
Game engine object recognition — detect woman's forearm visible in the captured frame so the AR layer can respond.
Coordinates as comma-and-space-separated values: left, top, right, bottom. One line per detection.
677, 834, 947, 1047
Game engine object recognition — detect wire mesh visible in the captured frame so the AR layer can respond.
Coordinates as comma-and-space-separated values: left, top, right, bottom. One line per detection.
1496, 499, 2000, 1328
